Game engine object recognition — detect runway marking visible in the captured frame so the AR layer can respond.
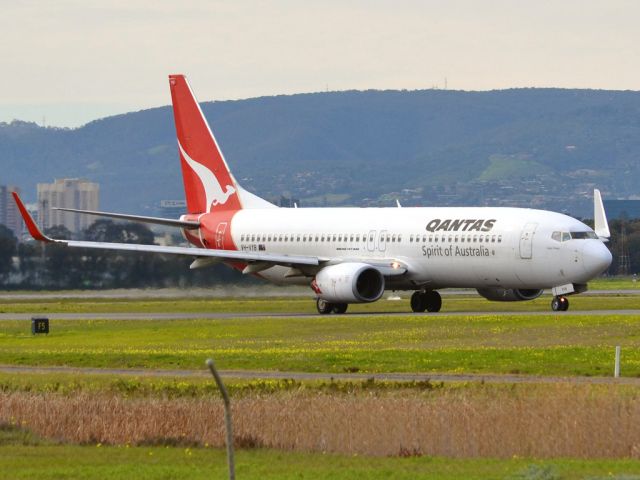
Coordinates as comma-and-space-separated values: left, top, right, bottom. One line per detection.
1, 364, 638, 385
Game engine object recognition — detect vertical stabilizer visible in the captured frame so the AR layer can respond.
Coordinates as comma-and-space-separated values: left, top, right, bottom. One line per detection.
594, 189, 610, 239
169, 75, 242, 214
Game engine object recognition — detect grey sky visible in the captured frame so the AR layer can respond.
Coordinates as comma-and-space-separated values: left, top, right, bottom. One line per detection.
1, 0, 638, 127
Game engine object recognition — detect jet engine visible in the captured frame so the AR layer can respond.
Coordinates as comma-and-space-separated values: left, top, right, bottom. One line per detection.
314, 263, 385, 303
476, 288, 543, 302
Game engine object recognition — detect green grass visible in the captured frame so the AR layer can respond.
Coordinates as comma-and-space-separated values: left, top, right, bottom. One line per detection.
3, 443, 640, 479
478, 154, 545, 182
2, 311, 640, 376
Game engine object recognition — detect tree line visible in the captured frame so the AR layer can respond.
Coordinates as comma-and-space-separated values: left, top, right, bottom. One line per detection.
0, 220, 248, 289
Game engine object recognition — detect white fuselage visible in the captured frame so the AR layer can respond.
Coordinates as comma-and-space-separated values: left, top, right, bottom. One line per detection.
226, 206, 611, 291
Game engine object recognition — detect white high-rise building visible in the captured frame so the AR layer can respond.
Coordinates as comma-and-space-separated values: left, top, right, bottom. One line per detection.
37, 179, 99, 234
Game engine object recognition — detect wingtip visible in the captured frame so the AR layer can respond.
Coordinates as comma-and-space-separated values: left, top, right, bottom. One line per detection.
12, 192, 53, 242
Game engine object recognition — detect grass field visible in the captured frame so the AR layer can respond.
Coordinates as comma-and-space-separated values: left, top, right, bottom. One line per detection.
3, 288, 640, 477
1, 311, 640, 375
6, 443, 640, 480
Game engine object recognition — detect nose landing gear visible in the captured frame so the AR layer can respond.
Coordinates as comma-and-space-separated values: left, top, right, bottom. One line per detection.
551, 295, 569, 312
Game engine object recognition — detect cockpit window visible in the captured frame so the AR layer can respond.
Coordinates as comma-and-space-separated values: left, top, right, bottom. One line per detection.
552, 230, 598, 242
570, 231, 598, 240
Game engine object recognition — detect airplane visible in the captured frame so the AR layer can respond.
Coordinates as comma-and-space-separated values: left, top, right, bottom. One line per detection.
13, 74, 613, 314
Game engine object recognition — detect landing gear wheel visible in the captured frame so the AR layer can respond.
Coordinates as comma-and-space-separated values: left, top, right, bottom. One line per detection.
410, 291, 426, 312
317, 298, 334, 314
551, 296, 569, 312
332, 303, 348, 314
425, 291, 442, 312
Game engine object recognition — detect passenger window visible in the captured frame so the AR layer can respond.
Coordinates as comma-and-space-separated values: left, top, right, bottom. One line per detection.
392, 234, 396, 242
491, 235, 496, 243
428, 235, 432, 242
497, 235, 502, 243
461, 236, 465, 243
455, 236, 459, 242
356, 235, 360, 242
410, 235, 414, 242
473, 235, 477, 242
398, 234, 402, 242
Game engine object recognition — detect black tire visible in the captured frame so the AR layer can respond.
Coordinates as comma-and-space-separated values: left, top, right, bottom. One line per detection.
560, 296, 569, 311
333, 303, 348, 314
551, 296, 561, 312
425, 291, 442, 312
317, 298, 334, 314
410, 291, 426, 312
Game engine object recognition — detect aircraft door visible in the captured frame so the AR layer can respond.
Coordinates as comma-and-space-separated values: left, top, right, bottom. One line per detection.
378, 230, 387, 252
215, 222, 228, 249
519, 222, 537, 259
367, 230, 376, 252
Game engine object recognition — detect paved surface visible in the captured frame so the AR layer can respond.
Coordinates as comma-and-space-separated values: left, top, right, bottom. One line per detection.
1, 309, 640, 321
0, 364, 636, 385
1, 288, 639, 301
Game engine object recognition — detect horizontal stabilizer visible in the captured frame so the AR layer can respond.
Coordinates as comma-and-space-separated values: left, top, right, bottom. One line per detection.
53, 207, 200, 229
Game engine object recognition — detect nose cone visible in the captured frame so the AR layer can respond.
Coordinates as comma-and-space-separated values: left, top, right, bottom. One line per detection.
582, 241, 612, 278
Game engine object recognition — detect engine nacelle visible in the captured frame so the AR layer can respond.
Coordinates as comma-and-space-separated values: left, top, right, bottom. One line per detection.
476, 288, 543, 302
314, 263, 385, 303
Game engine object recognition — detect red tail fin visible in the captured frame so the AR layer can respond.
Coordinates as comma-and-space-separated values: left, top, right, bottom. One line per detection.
169, 75, 242, 214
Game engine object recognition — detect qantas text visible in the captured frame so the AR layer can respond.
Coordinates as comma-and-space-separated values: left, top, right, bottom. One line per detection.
425, 219, 496, 233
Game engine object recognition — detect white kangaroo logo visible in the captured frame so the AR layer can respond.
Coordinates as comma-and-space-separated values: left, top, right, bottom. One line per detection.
179, 142, 236, 212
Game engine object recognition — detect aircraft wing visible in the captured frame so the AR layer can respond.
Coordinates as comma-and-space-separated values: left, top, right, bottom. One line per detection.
13, 192, 320, 268
53, 207, 200, 230
14, 193, 411, 276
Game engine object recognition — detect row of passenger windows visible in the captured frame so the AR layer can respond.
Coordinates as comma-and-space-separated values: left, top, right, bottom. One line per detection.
240, 232, 502, 244
410, 234, 502, 244
241, 233, 394, 243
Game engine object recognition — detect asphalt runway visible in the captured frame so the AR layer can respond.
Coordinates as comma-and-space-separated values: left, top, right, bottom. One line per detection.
1, 288, 639, 301
1, 309, 640, 321
1, 364, 637, 386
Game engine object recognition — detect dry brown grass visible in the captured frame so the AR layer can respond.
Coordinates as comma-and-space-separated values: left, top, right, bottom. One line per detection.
2, 385, 640, 458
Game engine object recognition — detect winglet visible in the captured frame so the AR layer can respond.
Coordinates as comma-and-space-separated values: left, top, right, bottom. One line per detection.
12, 192, 54, 242
594, 189, 610, 240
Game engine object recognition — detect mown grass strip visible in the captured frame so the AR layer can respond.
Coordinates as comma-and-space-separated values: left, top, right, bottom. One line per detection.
3, 444, 640, 479
1, 313, 640, 376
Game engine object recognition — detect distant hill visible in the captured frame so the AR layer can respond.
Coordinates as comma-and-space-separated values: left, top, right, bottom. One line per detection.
2, 88, 640, 217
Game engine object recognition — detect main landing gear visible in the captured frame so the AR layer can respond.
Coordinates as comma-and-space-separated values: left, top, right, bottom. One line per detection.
551, 295, 569, 312
410, 290, 442, 313
316, 298, 348, 314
